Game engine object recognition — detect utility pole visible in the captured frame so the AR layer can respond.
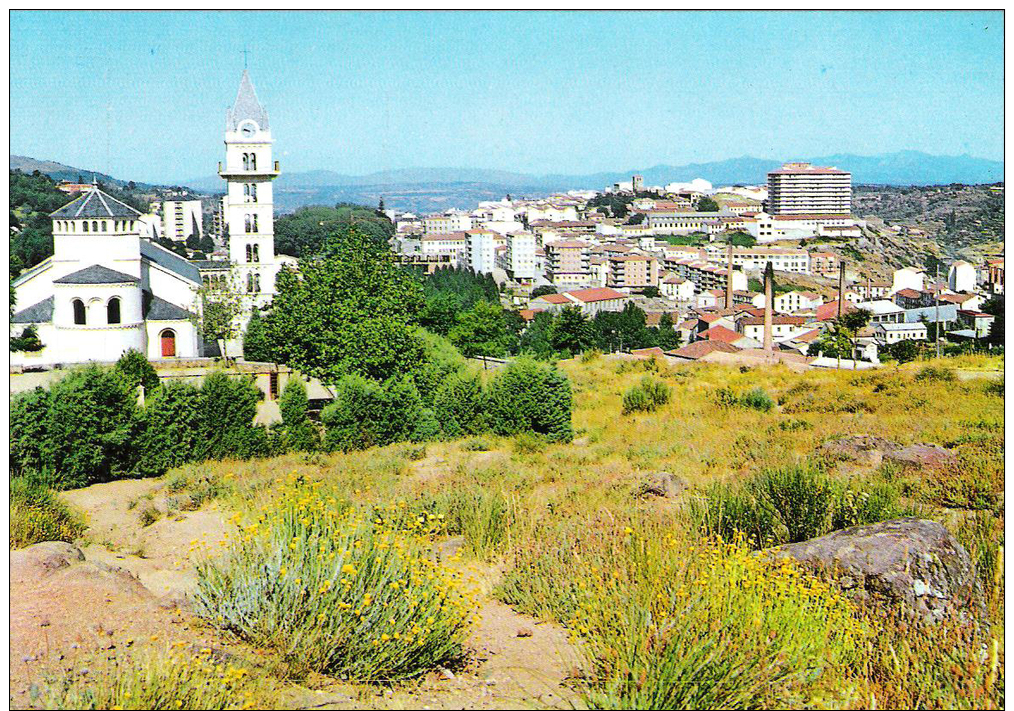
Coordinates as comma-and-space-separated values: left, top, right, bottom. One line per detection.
935, 263, 941, 359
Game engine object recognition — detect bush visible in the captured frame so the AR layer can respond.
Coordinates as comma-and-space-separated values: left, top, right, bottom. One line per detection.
193, 480, 474, 680
321, 375, 431, 452
483, 357, 573, 442
622, 375, 670, 414
915, 364, 957, 382
278, 379, 319, 452
113, 349, 160, 394
695, 463, 914, 547
37, 649, 274, 710
199, 372, 266, 460
10, 477, 84, 548
739, 387, 775, 412
433, 372, 484, 438
411, 329, 468, 405
242, 309, 274, 363
133, 380, 206, 478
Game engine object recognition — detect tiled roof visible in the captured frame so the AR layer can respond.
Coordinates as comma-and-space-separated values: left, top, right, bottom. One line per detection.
227, 70, 270, 131
894, 288, 922, 298
144, 293, 194, 321
140, 240, 202, 284
816, 300, 856, 321
12, 295, 54, 324
565, 287, 627, 303
54, 265, 140, 284
741, 315, 807, 326
50, 188, 142, 219
667, 340, 740, 359
701, 325, 743, 344
535, 293, 571, 304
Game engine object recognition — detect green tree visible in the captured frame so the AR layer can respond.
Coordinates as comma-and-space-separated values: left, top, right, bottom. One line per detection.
518, 312, 557, 360
550, 307, 595, 355
433, 372, 484, 438
483, 358, 574, 442
982, 295, 1004, 347
530, 284, 558, 299
278, 379, 319, 452
884, 339, 921, 364
449, 300, 513, 364
114, 349, 161, 395
242, 309, 274, 363
194, 270, 244, 359
133, 380, 206, 477
697, 196, 720, 212
656, 312, 682, 350
265, 226, 424, 384
321, 374, 427, 452
198, 372, 266, 460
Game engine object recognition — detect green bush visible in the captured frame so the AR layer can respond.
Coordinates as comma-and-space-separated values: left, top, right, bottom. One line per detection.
433, 372, 484, 438
278, 379, 319, 452
695, 463, 914, 547
739, 387, 775, 412
322, 375, 428, 452
483, 357, 574, 442
10, 476, 84, 548
199, 372, 267, 460
193, 483, 474, 680
915, 364, 957, 382
411, 328, 468, 405
113, 349, 160, 394
133, 380, 206, 478
622, 375, 670, 414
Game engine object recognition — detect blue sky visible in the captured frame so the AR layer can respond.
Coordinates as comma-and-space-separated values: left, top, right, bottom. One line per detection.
10, 11, 1004, 183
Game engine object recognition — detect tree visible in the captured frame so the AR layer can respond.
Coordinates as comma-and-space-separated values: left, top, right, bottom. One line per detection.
518, 312, 557, 360
279, 379, 319, 452
275, 204, 394, 258
198, 234, 216, 254
133, 380, 206, 477
883, 339, 920, 364
186, 234, 201, 250
198, 371, 266, 460
697, 196, 720, 212
419, 291, 460, 336
530, 284, 558, 299
194, 272, 244, 360
551, 307, 595, 355
114, 349, 160, 394
640, 286, 661, 298
242, 309, 274, 363
449, 300, 513, 364
482, 357, 573, 442
9, 325, 43, 353
656, 312, 682, 350
265, 226, 424, 384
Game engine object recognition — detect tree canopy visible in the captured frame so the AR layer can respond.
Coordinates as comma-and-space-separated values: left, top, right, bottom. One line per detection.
274, 204, 395, 258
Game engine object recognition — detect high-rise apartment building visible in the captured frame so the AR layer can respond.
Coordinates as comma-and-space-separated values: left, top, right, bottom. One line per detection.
766, 162, 851, 216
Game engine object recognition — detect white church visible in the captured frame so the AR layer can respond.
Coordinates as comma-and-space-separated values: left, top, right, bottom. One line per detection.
10, 71, 281, 367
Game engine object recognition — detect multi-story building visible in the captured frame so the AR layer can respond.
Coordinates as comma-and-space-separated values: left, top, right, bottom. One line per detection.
161, 199, 204, 242
739, 315, 810, 342
773, 290, 823, 314
421, 231, 468, 266
854, 280, 892, 300
703, 245, 810, 274
766, 162, 851, 216
987, 258, 1004, 294
664, 257, 748, 294
499, 231, 537, 283
809, 251, 840, 277
465, 229, 501, 274
645, 210, 737, 236
545, 240, 592, 288
607, 253, 659, 290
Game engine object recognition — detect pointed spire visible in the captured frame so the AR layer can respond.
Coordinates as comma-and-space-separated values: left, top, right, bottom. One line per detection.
226, 70, 269, 131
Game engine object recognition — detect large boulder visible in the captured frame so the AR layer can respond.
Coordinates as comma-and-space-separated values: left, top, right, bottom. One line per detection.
819, 435, 900, 467
769, 518, 983, 624
883, 443, 958, 472
636, 472, 689, 499
10, 542, 85, 582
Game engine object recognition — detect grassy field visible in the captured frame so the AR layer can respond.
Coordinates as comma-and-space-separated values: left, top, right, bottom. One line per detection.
34, 353, 1005, 709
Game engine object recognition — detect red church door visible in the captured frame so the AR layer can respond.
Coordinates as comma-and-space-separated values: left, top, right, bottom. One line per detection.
160, 330, 176, 357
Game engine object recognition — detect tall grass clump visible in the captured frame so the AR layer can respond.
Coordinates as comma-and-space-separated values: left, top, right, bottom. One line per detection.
694, 463, 914, 547
193, 478, 476, 680
10, 477, 84, 549
621, 375, 670, 415
714, 385, 775, 412
409, 487, 517, 561
561, 532, 861, 709
38, 647, 272, 710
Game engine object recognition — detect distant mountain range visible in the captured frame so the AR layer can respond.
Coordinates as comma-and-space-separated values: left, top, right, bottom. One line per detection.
12, 151, 1004, 214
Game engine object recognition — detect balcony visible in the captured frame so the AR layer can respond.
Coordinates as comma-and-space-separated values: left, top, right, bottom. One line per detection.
218, 160, 280, 179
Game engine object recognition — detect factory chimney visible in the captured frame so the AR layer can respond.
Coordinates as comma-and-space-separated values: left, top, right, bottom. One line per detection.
763, 261, 774, 355
725, 244, 735, 309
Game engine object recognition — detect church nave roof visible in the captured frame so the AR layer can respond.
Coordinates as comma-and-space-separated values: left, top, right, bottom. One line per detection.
143, 292, 195, 321
50, 187, 143, 220
12, 296, 54, 324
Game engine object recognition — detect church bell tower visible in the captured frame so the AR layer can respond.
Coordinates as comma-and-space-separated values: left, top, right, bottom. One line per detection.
220, 70, 279, 306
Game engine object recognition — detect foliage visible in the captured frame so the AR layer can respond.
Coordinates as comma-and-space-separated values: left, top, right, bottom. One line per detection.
622, 375, 671, 415
915, 364, 957, 382
655, 312, 682, 350
981, 294, 1004, 347
113, 349, 161, 394
726, 231, 756, 247
433, 372, 484, 438
265, 226, 424, 384
530, 284, 558, 299
593, 303, 659, 353
37, 648, 273, 710
449, 300, 513, 360
10, 325, 44, 352
417, 266, 499, 334
882, 339, 921, 363
9, 170, 67, 276
694, 463, 914, 547
410, 328, 468, 405
198, 372, 268, 460
195, 274, 244, 358
193, 479, 474, 680
714, 385, 775, 412
551, 306, 596, 355
482, 357, 574, 442
696, 195, 720, 212
274, 203, 394, 258
321, 375, 426, 452
133, 380, 207, 478
10, 476, 84, 549
278, 379, 319, 452
241, 309, 273, 363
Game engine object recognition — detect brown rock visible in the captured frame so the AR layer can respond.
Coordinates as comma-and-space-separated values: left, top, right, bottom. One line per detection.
516, 627, 533, 638
819, 435, 901, 467
636, 472, 689, 498
884, 443, 958, 472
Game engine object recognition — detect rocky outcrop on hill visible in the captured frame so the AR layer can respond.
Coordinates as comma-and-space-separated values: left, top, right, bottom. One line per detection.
636, 472, 690, 498
819, 435, 957, 472
770, 518, 983, 624
11, 541, 151, 599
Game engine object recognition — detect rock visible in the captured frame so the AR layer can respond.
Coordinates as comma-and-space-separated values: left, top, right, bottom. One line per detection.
516, 627, 533, 638
636, 472, 689, 498
770, 518, 983, 624
884, 443, 958, 472
10, 542, 85, 581
819, 435, 901, 467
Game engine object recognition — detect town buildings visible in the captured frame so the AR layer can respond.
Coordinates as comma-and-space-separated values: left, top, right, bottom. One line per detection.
160, 199, 204, 242
766, 162, 852, 216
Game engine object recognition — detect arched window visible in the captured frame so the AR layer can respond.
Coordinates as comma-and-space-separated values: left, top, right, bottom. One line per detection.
107, 297, 121, 324
160, 329, 176, 357
253, 274, 261, 293
252, 244, 260, 262
245, 215, 253, 233
249, 183, 257, 202
72, 298, 86, 325
252, 214, 258, 232
102, 221, 108, 232
83, 221, 89, 232
249, 154, 257, 171
92, 221, 98, 232
247, 273, 254, 293
245, 244, 252, 262
242, 153, 249, 170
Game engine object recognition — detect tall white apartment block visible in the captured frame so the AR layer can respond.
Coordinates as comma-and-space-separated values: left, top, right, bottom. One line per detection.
766, 162, 851, 216
466, 229, 499, 274
501, 231, 537, 283
162, 200, 204, 242
218, 70, 280, 306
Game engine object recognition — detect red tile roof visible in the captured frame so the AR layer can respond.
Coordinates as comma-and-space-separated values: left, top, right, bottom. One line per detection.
535, 293, 571, 305
565, 287, 628, 303
740, 315, 807, 326
894, 288, 922, 299
667, 340, 741, 359
701, 325, 742, 344
815, 300, 856, 321
630, 347, 667, 358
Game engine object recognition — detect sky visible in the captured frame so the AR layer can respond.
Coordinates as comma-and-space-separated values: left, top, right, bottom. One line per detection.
9, 11, 1005, 184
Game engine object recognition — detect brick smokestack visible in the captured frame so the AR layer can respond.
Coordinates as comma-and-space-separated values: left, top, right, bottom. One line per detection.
837, 261, 846, 318
763, 261, 774, 353
725, 244, 735, 309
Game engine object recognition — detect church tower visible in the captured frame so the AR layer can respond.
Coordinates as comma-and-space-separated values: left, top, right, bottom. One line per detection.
220, 70, 279, 307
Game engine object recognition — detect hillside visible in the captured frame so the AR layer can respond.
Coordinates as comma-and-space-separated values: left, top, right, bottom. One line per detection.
10, 353, 1005, 710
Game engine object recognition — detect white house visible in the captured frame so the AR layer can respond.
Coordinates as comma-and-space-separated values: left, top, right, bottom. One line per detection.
891, 266, 926, 295
773, 290, 823, 314
948, 260, 976, 293
876, 322, 928, 344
